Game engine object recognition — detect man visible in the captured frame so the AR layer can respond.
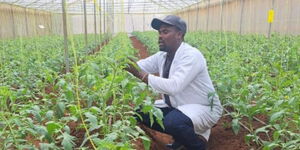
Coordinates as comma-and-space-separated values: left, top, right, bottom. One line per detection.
126, 15, 223, 150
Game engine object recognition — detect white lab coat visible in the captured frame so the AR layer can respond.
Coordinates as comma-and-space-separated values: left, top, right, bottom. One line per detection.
137, 42, 223, 140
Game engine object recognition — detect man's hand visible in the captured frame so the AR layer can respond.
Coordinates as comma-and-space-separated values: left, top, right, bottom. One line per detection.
139, 71, 148, 83
124, 59, 148, 84
124, 62, 140, 77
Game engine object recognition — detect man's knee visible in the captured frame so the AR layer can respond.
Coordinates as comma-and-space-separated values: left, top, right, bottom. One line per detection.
163, 109, 193, 133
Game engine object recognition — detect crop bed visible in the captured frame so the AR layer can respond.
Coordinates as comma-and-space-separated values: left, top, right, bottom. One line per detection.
0, 33, 157, 149
133, 31, 300, 150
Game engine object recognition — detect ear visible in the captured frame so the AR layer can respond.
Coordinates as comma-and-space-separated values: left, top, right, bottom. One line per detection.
176, 31, 183, 40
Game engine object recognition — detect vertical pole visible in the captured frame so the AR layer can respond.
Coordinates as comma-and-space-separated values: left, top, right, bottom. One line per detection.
0, 22, 2, 39
103, 0, 106, 35
99, 0, 102, 41
121, 0, 125, 32
25, 8, 29, 37
10, 5, 16, 38
220, 0, 224, 32
239, 0, 245, 35
50, 12, 53, 35
268, 0, 275, 38
196, 0, 200, 31
287, 0, 292, 34
206, 0, 210, 32
62, 0, 70, 73
35, 10, 39, 36
94, 0, 97, 43
143, 2, 145, 32
83, 0, 88, 46
112, 0, 114, 34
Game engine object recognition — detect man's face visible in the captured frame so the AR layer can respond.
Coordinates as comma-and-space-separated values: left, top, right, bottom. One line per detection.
158, 24, 182, 52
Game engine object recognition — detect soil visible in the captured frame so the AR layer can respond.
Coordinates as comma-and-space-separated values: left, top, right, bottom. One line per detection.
129, 36, 262, 150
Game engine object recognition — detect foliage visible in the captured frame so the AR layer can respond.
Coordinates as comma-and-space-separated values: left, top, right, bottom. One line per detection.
0, 33, 155, 149
132, 31, 159, 55
134, 31, 300, 149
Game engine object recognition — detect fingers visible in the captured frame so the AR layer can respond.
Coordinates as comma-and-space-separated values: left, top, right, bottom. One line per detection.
124, 63, 139, 77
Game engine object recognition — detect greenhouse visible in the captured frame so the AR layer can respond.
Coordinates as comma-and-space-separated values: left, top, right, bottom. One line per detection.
0, 0, 299, 149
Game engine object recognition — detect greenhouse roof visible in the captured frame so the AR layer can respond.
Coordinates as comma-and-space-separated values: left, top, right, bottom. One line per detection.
1, 0, 203, 14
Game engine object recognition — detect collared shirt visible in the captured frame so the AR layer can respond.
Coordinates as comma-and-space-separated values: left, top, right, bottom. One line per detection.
137, 42, 223, 140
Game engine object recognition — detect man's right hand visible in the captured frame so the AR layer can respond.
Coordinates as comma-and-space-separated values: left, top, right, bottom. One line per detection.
124, 62, 140, 77
124, 59, 148, 84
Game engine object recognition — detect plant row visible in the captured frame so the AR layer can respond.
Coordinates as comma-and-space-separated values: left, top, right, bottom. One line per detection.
131, 31, 158, 55
134, 31, 300, 150
0, 33, 157, 149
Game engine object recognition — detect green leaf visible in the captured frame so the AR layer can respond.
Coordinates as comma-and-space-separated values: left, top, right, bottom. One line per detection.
64, 125, 71, 134
105, 132, 118, 141
149, 113, 154, 127
141, 105, 152, 113
55, 102, 65, 119
152, 107, 164, 130
121, 78, 129, 88
68, 104, 78, 116
245, 134, 254, 144
141, 136, 151, 150
255, 126, 270, 134
45, 110, 54, 120
30, 105, 42, 123
56, 79, 66, 87
35, 125, 53, 142
84, 112, 99, 131
270, 110, 285, 123
89, 106, 101, 114
272, 131, 280, 141
80, 133, 99, 147
46, 121, 61, 135
60, 132, 76, 150
232, 118, 240, 135
39, 143, 58, 150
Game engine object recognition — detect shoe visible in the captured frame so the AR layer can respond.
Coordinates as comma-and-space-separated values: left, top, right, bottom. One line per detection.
165, 141, 185, 150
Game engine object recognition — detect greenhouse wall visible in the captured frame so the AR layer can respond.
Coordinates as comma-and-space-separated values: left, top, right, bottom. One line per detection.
0, 3, 72, 39
2, 0, 300, 38
70, 13, 163, 34
71, 14, 100, 34
120, 14, 163, 33
0, 3, 162, 38
176, 0, 300, 35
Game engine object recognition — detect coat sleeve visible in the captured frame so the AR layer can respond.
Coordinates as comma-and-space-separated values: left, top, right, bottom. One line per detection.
148, 51, 205, 96
137, 52, 162, 74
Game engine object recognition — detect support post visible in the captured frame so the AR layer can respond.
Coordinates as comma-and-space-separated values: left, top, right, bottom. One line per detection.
25, 8, 29, 37
268, 0, 275, 38
239, 0, 245, 35
10, 5, 16, 38
206, 0, 210, 32
62, 0, 70, 73
94, 0, 97, 43
220, 0, 225, 32
83, 0, 88, 46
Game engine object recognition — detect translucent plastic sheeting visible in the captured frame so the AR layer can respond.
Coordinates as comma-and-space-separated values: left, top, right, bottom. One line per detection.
0, 0, 201, 14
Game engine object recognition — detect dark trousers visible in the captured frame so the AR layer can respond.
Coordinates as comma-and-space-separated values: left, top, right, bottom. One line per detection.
136, 107, 206, 150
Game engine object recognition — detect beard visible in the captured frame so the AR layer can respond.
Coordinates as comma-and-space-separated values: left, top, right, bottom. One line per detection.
159, 47, 167, 52
159, 43, 169, 52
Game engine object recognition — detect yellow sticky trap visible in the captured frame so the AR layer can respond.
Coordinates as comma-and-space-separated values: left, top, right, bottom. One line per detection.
268, 9, 274, 23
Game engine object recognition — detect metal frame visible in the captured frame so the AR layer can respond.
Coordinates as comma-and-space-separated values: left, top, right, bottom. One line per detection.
1, 0, 203, 14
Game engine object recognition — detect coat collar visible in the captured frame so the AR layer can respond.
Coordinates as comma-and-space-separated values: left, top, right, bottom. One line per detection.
163, 42, 185, 58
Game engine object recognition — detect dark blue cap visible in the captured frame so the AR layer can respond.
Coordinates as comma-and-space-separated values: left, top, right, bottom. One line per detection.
151, 15, 187, 34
